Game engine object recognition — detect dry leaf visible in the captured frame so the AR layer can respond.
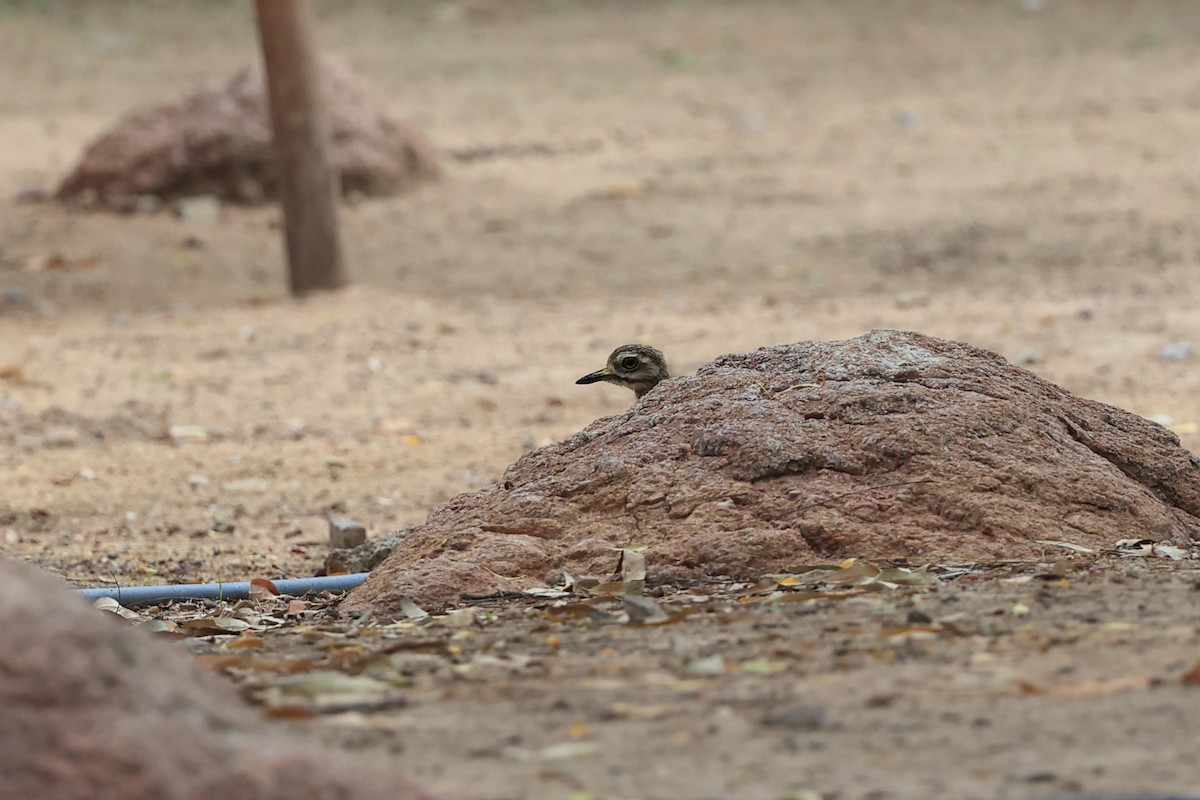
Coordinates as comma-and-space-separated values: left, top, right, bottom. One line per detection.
1018, 674, 1152, 697
249, 577, 280, 599
622, 595, 668, 623
1036, 539, 1096, 554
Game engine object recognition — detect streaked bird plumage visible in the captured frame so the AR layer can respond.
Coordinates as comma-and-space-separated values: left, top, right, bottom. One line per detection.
575, 344, 670, 399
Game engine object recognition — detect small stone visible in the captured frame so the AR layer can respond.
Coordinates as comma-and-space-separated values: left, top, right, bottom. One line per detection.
892, 109, 920, 129
1015, 349, 1042, 366
132, 194, 164, 213
173, 195, 221, 223
78, 468, 97, 481
761, 704, 833, 732
437, 607, 479, 628
374, 417, 417, 436
328, 515, 368, 550
906, 609, 934, 624
894, 291, 929, 309
169, 425, 209, 445
43, 427, 79, 447
732, 111, 767, 133
1157, 341, 1194, 362
14, 187, 49, 204
283, 419, 306, 438
186, 473, 210, 488
324, 527, 413, 574
211, 518, 235, 534
221, 478, 269, 494
1013, 770, 1057, 784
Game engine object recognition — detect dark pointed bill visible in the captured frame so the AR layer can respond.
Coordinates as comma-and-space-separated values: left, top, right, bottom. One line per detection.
575, 368, 611, 385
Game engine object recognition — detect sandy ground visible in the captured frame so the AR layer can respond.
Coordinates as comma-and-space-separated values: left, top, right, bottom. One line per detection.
2, 1, 1200, 798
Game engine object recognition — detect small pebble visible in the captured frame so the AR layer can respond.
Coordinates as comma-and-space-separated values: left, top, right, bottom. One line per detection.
761, 704, 833, 732
132, 195, 164, 213
186, 473, 210, 488
169, 425, 209, 445
43, 427, 79, 447
1157, 341, 1193, 361
174, 195, 220, 223
1015, 349, 1042, 366
329, 515, 368, 550
894, 291, 929, 309
892, 109, 920, 129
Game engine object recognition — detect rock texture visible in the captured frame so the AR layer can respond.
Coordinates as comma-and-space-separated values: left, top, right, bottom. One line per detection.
0, 558, 436, 800
324, 527, 414, 575
55, 57, 439, 208
342, 331, 1200, 615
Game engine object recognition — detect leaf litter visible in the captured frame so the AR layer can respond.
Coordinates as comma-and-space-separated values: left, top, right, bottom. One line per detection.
100, 551, 1196, 744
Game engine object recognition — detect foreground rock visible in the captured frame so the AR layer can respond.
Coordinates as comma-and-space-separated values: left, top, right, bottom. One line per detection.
55, 57, 439, 208
343, 331, 1200, 615
0, 559, 436, 800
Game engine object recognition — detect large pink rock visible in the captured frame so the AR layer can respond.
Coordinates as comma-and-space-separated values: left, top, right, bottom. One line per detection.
342, 330, 1200, 615
55, 57, 439, 208
0, 558, 437, 800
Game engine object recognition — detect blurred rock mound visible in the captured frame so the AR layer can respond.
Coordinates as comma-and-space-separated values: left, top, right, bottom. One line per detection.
55, 57, 439, 209
0, 558, 437, 800
342, 330, 1200, 615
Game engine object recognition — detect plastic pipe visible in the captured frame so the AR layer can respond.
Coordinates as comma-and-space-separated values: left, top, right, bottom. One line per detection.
76, 573, 370, 607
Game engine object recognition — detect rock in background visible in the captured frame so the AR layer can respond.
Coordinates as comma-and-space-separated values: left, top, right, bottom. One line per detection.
0, 558, 437, 800
342, 331, 1200, 615
54, 57, 439, 209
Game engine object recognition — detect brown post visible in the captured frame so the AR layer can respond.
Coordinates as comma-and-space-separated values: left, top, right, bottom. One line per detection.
254, 0, 346, 295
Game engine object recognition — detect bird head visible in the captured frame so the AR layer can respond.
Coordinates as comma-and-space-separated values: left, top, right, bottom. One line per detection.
576, 344, 670, 399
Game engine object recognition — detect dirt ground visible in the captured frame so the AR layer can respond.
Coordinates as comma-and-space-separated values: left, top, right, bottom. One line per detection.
2, 1, 1200, 798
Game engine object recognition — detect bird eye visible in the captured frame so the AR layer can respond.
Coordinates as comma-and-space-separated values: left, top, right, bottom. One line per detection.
620, 356, 640, 371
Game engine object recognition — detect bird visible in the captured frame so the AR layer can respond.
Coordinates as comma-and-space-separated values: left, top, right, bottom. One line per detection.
575, 344, 670, 399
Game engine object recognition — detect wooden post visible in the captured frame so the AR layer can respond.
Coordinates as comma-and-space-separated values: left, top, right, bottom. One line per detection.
254, 0, 346, 296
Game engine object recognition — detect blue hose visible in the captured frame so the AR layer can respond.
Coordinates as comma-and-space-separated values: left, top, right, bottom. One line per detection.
75, 573, 370, 607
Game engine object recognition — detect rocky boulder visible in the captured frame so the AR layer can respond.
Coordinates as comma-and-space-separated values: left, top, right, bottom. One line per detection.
342, 330, 1200, 615
55, 57, 439, 208
0, 559, 436, 800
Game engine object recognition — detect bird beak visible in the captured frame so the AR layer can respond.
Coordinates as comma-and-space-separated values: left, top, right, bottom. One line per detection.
575, 367, 612, 385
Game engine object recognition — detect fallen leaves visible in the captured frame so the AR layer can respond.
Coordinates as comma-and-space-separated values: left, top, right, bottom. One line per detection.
737, 558, 939, 603
1181, 661, 1200, 686
1115, 539, 1193, 560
